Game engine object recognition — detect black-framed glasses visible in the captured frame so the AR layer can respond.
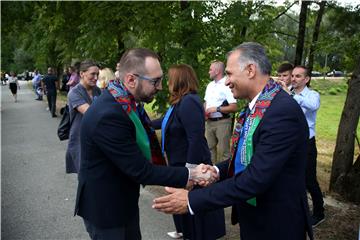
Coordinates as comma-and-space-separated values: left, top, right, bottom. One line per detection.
133, 73, 162, 87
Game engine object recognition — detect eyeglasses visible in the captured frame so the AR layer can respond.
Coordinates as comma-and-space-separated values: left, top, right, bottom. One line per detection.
133, 73, 162, 87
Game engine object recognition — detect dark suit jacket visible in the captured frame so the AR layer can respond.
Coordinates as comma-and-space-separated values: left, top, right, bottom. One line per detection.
152, 93, 225, 239
189, 90, 313, 240
152, 93, 211, 167
74, 89, 188, 228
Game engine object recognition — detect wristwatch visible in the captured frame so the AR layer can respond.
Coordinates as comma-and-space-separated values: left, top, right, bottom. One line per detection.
216, 106, 221, 113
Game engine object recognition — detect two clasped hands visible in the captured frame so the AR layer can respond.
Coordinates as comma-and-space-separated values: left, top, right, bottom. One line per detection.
152, 164, 218, 215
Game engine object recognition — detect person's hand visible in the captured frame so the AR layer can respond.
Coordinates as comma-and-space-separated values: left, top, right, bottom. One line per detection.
185, 179, 194, 190
204, 111, 210, 120
197, 164, 219, 187
277, 80, 291, 94
152, 187, 189, 214
188, 164, 219, 187
205, 107, 217, 115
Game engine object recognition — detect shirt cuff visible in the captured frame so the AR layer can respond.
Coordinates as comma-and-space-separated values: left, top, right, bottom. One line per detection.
187, 168, 191, 182
188, 201, 195, 215
213, 165, 220, 175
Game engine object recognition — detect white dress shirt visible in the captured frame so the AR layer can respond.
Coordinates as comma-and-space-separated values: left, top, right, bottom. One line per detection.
204, 77, 237, 118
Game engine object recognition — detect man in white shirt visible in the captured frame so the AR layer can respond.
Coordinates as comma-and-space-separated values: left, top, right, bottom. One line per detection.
204, 61, 237, 163
291, 65, 325, 227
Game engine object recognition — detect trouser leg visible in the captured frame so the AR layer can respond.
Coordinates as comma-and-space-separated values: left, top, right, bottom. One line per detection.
82, 210, 141, 240
51, 92, 57, 116
306, 137, 324, 217
206, 121, 218, 163
215, 118, 232, 162
46, 93, 52, 112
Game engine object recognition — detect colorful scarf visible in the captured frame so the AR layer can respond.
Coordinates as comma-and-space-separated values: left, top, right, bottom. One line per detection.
228, 79, 281, 206
107, 80, 166, 166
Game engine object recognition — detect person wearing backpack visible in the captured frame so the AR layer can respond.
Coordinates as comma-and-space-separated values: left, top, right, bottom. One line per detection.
65, 60, 101, 174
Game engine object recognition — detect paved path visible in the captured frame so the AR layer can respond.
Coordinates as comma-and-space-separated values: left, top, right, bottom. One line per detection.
1, 82, 175, 240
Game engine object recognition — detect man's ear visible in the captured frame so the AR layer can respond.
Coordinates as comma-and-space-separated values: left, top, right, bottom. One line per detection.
246, 63, 256, 79
123, 73, 136, 89
305, 76, 310, 84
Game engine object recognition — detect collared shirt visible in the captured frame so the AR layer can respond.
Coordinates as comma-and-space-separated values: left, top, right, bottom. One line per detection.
204, 77, 237, 118
188, 91, 261, 215
293, 86, 320, 139
32, 73, 42, 85
249, 92, 261, 112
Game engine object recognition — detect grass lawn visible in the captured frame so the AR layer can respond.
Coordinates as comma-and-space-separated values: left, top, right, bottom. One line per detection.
317, 94, 347, 141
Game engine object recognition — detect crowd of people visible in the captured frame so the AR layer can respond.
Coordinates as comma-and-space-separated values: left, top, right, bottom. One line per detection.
3, 41, 326, 240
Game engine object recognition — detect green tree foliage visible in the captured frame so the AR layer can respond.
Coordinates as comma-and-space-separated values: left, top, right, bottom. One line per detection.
1, 1, 359, 108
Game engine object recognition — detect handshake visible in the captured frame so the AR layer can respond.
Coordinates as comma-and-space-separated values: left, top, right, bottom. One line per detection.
186, 163, 219, 189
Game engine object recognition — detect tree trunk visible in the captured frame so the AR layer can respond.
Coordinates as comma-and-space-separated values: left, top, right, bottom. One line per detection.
294, 1, 309, 66
330, 58, 360, 203
308, 1, 326, 80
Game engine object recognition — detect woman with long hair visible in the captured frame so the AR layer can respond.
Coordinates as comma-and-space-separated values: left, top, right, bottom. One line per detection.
152, 64, 226, 240
65, 60, 101, 174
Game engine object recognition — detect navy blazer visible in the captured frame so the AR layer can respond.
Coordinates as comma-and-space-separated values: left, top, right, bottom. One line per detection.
74, 89, 188, 228
153, 93, 226, 239
188, 90, 313, 240
152, 93, 211, 167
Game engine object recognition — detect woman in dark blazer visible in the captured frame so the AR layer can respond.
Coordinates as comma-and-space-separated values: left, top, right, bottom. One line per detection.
152, 64, 226, 240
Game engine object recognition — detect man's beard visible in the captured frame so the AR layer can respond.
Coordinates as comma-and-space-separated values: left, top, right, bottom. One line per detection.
134, 84, 155, 103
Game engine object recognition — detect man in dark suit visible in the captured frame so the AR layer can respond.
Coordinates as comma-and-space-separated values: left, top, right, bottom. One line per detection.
75, 48, 215, 240
153, 42, 313, 240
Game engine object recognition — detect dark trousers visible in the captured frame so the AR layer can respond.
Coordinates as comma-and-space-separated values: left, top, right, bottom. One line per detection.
306, 137, 324, 217
46, 91, 57, 116
83, 211, 141, 240
173, 214, 183, 233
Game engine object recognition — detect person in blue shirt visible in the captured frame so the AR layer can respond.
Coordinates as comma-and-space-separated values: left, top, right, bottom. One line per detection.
32, 70, 43, 100
291, 65, 325, 227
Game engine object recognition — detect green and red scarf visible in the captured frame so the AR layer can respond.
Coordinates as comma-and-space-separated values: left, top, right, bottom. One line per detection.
107, 80, 166, 166
228, 79, 282, 206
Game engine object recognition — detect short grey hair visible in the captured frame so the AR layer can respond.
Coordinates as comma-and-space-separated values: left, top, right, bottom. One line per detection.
228, 42, 272, 75
211, 61, 225, 74
118, 48, 160, 81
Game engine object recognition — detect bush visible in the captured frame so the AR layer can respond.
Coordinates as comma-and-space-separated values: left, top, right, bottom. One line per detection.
328, 88, 338, 95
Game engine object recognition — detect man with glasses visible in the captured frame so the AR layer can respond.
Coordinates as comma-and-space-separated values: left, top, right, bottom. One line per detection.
75, 48, 216, 240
